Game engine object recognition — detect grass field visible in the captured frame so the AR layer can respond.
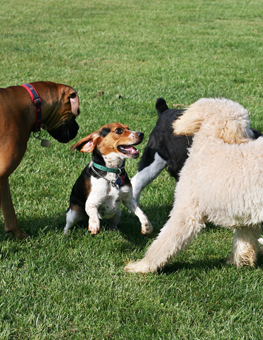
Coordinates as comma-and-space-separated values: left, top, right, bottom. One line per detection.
1, 0, 263, 339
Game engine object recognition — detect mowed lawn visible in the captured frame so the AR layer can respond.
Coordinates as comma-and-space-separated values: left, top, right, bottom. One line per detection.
1, 0, 263, 339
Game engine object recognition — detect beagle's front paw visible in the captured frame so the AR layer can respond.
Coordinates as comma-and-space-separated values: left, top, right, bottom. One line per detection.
88, 219, 100, 235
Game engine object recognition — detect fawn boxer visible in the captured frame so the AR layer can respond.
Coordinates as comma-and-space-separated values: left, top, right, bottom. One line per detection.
0, 81, 80, 239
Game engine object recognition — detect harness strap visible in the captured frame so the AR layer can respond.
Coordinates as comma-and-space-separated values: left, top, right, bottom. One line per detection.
21, 83, 42, 132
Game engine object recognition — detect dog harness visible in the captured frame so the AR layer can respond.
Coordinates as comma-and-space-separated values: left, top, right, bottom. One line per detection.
92, 161, 126, 188
21, 83, 42, 133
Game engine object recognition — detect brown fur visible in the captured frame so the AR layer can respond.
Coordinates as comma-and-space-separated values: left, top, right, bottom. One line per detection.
0, 81, 80, 238
71, 123, 141, 157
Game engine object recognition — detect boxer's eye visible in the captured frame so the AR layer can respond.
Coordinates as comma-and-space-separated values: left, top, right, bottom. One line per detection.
115, 128, 123, 135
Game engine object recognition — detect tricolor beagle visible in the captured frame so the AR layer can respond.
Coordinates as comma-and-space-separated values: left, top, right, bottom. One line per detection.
64, 123, 153, 235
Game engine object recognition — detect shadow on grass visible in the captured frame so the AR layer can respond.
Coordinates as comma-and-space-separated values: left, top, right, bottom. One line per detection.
0, 203, 241, 243
161, 251, 263, 274
118, 205, 223, 245
0, 213, 67, 241
161, 257, 227, 275
0, 204, 262, 273
0, 202, 159, 241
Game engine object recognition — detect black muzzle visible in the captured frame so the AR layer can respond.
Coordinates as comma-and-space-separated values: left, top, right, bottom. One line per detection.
48, 117, 79, 143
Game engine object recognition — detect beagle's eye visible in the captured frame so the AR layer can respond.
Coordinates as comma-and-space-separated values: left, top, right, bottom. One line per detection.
115, 128, 123, 134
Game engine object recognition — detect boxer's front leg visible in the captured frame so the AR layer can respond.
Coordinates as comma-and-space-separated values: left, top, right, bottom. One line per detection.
0, 178, 28, 239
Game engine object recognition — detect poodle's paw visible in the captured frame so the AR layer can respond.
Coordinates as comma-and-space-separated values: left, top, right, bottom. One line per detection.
124, 260, 154, 273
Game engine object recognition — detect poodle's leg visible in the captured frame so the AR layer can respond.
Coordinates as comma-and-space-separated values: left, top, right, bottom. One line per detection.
131, 152, 167, 202
125, 205, 204, 273
228, 225, 261, 267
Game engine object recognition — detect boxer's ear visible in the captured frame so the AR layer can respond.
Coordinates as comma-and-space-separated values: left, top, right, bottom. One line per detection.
69, 92, 80, 116
71, 133, 100, 152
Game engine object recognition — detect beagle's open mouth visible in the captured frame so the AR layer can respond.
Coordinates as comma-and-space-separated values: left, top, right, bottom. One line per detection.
117, 145, 140, 158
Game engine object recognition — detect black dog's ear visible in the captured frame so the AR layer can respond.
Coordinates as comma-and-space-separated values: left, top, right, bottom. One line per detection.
156, 98, 169, 117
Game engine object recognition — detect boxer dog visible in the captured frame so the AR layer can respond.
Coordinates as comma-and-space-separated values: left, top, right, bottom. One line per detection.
0, 81, 80, 239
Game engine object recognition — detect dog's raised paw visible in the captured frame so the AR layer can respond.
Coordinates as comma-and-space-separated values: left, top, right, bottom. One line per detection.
141, 222, 153, 236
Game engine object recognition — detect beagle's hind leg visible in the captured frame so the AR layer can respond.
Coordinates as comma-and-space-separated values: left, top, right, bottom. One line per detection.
64, 206, 87, 234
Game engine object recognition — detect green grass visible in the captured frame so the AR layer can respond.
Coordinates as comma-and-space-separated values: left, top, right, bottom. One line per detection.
1, 0, 263, 338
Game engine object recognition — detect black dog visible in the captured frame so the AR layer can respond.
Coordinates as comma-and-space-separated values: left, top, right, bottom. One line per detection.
131, 98, 263, 201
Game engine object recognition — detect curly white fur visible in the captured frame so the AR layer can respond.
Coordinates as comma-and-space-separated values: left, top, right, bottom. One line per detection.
125, 98, 262, 273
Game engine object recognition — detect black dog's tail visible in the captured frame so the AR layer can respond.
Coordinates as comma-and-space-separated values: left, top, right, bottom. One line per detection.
156, 98, 169, 117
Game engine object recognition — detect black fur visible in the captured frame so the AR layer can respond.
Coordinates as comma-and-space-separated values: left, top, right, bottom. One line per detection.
100, 127, 111, 137
70, 166, 92, 210
138, 99, 191, 181
134, 97, 263, 197
48, 116, 79, 143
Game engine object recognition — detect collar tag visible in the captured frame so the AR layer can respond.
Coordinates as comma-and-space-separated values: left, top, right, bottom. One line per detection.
116, 175, 125, 186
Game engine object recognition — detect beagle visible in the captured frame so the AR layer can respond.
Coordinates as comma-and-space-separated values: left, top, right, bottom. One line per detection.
64, 123, 153, 235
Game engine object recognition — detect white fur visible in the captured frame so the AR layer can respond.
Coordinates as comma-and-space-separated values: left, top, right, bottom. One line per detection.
131, 153, 167, 201
84, 168, 153, 235
64, 125, 153, 236
125, 98, 263, 273
64, 209, 87, 234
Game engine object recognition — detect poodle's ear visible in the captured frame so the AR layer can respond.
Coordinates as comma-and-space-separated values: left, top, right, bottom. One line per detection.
173, 103, 204, 136
215, 121, 250, 144
71, 132, 100, 152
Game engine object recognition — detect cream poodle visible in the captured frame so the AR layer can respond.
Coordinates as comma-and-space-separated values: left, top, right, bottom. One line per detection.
125, 98, 263, 273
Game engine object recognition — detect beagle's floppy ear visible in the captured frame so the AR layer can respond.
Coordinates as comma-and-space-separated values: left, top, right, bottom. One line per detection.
173, 103, 203, 136
71, 132, 100, 152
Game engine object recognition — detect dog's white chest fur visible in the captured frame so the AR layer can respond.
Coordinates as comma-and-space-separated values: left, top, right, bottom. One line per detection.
89, 175, 130, 219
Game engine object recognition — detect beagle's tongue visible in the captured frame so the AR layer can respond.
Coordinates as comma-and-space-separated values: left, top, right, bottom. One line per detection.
121, 145, 139, 155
